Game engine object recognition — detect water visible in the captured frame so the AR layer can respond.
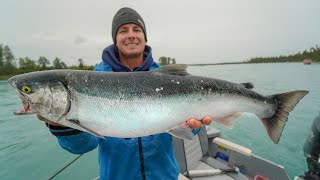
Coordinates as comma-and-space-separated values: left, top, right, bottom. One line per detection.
1, 63, 319, 179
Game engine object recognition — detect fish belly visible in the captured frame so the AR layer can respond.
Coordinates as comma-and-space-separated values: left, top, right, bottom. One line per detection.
71, 92, 274, 138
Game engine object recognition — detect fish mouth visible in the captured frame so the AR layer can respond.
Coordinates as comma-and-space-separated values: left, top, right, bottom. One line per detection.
14, 91, 36, 115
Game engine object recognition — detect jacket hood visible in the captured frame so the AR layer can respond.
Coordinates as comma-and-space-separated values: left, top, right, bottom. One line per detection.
101, 44, 155, 72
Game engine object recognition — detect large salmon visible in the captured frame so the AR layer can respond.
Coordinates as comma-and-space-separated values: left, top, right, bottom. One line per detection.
8, 65, 308, 143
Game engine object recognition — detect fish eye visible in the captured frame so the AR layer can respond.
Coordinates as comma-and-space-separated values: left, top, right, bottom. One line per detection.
21, 85, 32, 94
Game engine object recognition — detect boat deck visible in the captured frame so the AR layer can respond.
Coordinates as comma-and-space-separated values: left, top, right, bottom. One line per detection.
174, 126, 290, 179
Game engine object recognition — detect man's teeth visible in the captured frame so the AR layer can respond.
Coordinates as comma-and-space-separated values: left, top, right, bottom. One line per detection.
126, 44, 137, 46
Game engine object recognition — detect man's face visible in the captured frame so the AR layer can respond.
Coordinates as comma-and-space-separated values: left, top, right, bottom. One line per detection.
116, 23, 146, 59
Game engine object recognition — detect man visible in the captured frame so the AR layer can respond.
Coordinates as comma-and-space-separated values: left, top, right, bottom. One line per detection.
38, 7, 212, 180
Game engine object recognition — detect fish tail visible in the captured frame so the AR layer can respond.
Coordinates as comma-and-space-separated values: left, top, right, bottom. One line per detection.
261, 90, 309, 144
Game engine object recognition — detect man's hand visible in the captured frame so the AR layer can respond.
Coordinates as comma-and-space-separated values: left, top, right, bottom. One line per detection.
186, 116, 213, 129
37, 114, 65, 127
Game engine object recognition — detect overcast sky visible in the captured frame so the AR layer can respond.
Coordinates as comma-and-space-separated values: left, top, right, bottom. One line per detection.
1, 0, 319, 65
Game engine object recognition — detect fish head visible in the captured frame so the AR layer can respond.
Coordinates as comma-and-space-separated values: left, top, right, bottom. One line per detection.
8, 72, 70, 120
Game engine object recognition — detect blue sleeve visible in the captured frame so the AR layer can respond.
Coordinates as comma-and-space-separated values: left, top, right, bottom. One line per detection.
192, 128, 201, 135
94, 61, 113, 72
149, 62, 160, 70
56, 133, 99, 154
46, 123, 99, 154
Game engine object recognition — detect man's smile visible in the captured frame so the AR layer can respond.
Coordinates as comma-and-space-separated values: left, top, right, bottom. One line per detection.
125, 43, 139, 47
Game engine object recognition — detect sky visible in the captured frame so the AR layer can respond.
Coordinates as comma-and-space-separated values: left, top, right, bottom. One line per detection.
1, 0, 320, 66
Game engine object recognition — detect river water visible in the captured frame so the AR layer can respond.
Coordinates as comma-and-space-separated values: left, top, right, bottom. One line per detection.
1, 63, 319, 179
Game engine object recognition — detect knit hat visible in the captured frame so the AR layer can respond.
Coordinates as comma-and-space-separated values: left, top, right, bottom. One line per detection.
112, 7, 147, 44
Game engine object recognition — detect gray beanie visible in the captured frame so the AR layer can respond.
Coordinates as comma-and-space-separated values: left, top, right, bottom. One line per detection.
112, 7, 147, 44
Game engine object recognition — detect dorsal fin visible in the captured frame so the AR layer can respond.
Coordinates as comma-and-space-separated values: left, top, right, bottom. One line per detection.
152, 64, 190, 76
240, 82, 254, 89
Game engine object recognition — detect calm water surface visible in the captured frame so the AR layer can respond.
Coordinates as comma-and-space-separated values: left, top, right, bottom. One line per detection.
0, 63, 319, 179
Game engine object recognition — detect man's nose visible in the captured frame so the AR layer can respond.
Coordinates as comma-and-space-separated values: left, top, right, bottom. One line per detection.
127, 30, 136, 39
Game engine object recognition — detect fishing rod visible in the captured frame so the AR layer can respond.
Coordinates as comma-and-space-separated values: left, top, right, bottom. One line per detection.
46, 154, 83, 180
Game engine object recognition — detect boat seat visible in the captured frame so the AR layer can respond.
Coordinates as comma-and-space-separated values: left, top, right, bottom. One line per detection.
174, 126, 249, 180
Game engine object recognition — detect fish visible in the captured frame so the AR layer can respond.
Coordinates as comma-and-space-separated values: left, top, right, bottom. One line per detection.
8, 64, 308, 143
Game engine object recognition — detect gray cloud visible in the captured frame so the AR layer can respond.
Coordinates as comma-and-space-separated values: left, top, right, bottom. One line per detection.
74, 36, 88, 45
0, 0, 319, 65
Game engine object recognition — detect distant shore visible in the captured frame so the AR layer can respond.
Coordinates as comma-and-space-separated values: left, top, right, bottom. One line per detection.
187, 61, 313, 66
0, 75, 12, 80
188, 62, 247, 66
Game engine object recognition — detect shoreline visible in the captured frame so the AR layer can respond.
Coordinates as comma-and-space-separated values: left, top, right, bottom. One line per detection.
187, 61, 312, 66
0, 75, 12, 80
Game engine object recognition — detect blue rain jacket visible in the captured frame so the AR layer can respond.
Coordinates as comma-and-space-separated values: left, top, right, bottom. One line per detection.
47, 45, 200, 180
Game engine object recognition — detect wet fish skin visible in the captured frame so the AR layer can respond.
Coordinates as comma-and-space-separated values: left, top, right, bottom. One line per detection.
8, 65, 309, 143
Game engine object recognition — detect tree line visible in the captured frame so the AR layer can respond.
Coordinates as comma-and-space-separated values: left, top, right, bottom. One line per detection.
0, 44, 94, 78
246, 45, 320, 63
158, 56, 176, 65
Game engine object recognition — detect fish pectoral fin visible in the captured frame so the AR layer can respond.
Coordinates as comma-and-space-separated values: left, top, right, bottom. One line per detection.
67, 119, 105, 139
215, 113, 242, 128
240, 82, 254, 89
167, 122, 194, 140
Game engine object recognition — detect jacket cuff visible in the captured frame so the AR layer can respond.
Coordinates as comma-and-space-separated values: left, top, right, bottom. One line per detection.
192, 128, 201, 135
45, 123, 83, 136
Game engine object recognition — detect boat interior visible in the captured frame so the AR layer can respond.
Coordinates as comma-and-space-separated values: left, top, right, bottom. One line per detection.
174, 126, 290, 180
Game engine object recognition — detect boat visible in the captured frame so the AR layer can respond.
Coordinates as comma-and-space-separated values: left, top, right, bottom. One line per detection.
303, 59, 312, 65
174, 126, 290, 180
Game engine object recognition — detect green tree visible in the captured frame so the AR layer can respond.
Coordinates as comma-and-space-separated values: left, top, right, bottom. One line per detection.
158, 56, 177, 65
0, 44, 4, 76
38, 56, 50, 69
3, 45, 15, 68
158, 56, 167, 65
2, 45, 16, 75
78, 58, 84, 69
52, 57, 67, 69
171, 58, 176, 64
167, 57, 171, 64
19, 57, 38, 71
0, 44, 3, 67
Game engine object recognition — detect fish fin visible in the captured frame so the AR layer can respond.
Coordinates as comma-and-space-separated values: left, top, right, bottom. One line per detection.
167, 122, 194, 140
261, 90, 309, 144
240, 82, 254, 89
67, 119, 105, 139
215, 113, 242, 128
152, 64, 190, 76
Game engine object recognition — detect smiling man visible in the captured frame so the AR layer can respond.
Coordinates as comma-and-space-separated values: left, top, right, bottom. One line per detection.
39, 7, 212, 180
116, 23, 146, 64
